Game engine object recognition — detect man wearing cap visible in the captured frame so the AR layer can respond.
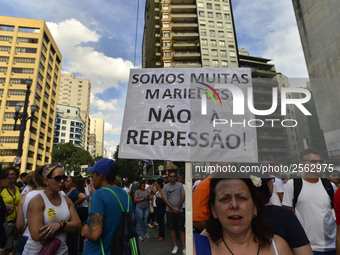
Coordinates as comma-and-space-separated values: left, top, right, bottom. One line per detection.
81, 158, 132, 255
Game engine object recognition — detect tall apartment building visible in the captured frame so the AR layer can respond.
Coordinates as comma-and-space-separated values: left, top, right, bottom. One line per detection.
57, 73, 91, 150
0, 16, 62, 171
53, 104, 85, 149
292, 0, 340, 163
142, 0, 238, 68
88, 133, 96, 158
89, 116, 104, 157
239, 49, 291, 162
277, 76, 327, 161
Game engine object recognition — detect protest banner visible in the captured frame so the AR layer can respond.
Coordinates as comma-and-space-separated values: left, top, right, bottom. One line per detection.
119, 67, 258, 162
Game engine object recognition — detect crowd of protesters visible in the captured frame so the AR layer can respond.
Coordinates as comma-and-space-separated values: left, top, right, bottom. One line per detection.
2, 149, 340, 255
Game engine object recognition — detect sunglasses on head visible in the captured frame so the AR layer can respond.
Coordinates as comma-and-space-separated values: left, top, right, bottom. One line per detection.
306, 159, 324, 164
49, 175, 68, 182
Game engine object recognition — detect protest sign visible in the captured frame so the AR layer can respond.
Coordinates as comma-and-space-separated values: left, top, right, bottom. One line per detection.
119, 68, 258, 162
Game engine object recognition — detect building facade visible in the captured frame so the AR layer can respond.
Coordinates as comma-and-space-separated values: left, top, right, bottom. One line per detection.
53, 104, 85, 149
0, 16, 62, 171
89, 116, 104, 157
88, 133, 96, 158
292, 0, 340, 163
57, 73, 91, 150
142, 0, 238, 68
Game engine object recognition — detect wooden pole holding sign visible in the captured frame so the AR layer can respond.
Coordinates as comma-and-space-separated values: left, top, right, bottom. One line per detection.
185, 162, 193, 255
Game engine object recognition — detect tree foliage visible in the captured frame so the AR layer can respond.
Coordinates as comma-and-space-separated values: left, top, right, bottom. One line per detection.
113, 145, 139, 181
51, 143, 94, 174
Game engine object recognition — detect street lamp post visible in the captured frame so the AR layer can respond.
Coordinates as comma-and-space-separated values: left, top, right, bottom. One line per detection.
13, 79, 38, 167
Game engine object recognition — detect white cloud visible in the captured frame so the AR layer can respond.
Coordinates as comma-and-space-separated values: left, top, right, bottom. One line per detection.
90, 94, 118, 111
47, 19, 134, 94
104, 122, 122, 135
104, 139, 120, 157
233, 0, 308, 77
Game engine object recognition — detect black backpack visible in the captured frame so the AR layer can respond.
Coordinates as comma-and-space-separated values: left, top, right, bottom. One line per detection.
100, 188, 140, 255
293, 178, 334, 208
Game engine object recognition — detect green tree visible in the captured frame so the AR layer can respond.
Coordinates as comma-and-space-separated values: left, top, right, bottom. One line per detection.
113, 145, 139, 181
51, 142, 94, 174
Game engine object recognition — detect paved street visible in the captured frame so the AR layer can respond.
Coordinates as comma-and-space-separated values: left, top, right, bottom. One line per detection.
139, 224, 185, 255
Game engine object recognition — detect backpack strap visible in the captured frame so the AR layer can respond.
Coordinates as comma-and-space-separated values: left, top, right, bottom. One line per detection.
293, 178, 334, 209
99, 187, 130, 255
293, 178, 302, 208
102, 187, 130, 213
321, 178, 334, 209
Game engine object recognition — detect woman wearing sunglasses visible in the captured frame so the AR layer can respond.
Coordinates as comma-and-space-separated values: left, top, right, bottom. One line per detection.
23, 163, 81, 255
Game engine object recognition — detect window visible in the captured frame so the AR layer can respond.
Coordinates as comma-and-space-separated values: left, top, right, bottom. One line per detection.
222, 5, 229, 11
200, 21, 206, 27
227, 32, 233, 38
199, 11, 205, 17
0, 36, 12, 42
208, 21, 214, 27
162, 13, 169, 19
218, 31, 224, 37
210, 40, 217, 46
209, 30, 216, 37
202, 49, 209, 55
162, 4, 169, 10
62, 120, 67, 124
18, 27, 40, 33
212, 60, 219, 66
197, 2, 204, 8
220, 50, 227, 56
201, 39, 208, 46
211, 50, 218, 56
225, 23, 232, 29
0, 25, 14, 31
14, 57, 35, 64
163, 51, 171, 57
163, 22, 170, 28
163, 32, 170, 37
224, 13, 231, 19
221, 60, 228, 66
17, 37, 39, 44
216, 13, 222, 19
15, 47, 37, 53
201, 30, 207, 36
163, 41, 170, 47
61, 126, 66, 131
229, 51, 236, 57
207, 3, 212, 9
215, 4, 221, 10
207, 12, 213, 18
0, 46, 11, 52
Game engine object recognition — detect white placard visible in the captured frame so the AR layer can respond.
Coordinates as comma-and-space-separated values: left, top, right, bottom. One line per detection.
119, 68, 258, 162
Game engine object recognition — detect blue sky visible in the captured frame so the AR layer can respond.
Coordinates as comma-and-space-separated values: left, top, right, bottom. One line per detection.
0, 0, 308, 157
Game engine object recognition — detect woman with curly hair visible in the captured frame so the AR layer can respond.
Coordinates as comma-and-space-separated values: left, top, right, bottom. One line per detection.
194, 177, 293, 255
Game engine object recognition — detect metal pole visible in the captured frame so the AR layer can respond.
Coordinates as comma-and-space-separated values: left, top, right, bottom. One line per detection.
16, 80, 31, 159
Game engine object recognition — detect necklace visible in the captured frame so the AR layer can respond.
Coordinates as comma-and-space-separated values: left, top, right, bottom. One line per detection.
222, 236, 260, 255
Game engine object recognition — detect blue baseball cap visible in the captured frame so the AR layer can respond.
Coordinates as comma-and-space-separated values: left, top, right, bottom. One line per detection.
87, 158, 116, 175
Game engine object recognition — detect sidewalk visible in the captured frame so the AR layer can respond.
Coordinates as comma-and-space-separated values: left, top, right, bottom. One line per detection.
139, 224, 185, 255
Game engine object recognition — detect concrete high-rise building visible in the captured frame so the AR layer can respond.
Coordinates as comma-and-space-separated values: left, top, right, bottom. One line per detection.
89, 116, 104, 157
0, 16, 62, 171
142, 0, 238, 68
292, 0, 340, 162
88, 133, 96, 158
57, 73, 91, 150
53, 104, 85, 149
239, 49, 291, 162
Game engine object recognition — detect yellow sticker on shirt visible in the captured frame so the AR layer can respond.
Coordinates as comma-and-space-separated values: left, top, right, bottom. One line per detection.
46, 207, 57, 221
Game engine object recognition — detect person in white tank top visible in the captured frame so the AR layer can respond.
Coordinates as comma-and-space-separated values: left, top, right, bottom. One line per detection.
23, 163, 81, 255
